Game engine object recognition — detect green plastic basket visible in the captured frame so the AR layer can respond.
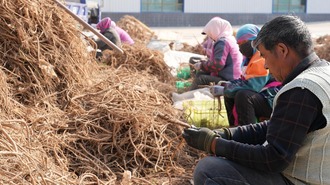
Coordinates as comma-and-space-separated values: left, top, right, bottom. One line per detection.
183, 99, 229, 129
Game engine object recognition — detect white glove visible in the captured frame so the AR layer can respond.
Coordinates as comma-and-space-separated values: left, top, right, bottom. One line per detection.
217, 81, 230, 86
194, 62, 202, 70
210, 85, 224, 97
191, 58, 201, 63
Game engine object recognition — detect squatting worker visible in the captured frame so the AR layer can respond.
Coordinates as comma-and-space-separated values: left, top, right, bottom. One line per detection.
219, 24, 282, 126
189, 17, 243, 90
182, 15, 330, 185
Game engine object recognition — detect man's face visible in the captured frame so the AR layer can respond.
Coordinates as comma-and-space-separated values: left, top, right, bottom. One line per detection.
258, 43, 286, 82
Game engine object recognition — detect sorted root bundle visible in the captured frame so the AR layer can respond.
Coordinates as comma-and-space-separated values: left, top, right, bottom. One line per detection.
101, 43, 176, 84
0, 0, 96, 106
116, 15, 155, 44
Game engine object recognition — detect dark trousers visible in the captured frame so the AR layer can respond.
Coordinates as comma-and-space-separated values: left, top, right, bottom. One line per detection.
190, 71, 223, 90
194, 156, 293, 185
224, 89, 272, 126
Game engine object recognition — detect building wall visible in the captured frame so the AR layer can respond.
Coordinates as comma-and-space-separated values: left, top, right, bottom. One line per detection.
66, 0, 81, 3
101, 0, 330, 27
103, 0, 140, 13
184, 0, 272, 13
307, 0, 330, 14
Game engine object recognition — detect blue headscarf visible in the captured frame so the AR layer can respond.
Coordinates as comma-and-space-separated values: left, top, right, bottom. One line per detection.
236, 24, 260, 44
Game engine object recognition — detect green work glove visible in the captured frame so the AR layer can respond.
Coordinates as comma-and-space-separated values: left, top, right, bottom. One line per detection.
182, 127, 218, 153
213, 127, 232, 140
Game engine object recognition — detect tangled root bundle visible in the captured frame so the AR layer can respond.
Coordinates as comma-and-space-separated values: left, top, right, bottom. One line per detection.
176, 42, 205, 55
60, 67, 195, 184
315, 35, 330, 61
101, 43, 175, 84
116, 15, 155, 44
0, 0, 96, 106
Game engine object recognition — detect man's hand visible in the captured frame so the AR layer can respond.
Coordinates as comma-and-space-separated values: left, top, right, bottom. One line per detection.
210, 85, 224, 97
182, 127, 218, 153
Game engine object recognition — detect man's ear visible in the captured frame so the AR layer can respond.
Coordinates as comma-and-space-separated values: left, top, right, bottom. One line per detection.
276, 43, 289, 58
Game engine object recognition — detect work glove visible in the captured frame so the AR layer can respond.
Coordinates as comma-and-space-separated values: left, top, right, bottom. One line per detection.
210, 85, 224, 97
190, 58, 201, 64
182, 127, 218, 153
217, 80, 231, 87
213, 127, 232, 140
193, 62, 202, 70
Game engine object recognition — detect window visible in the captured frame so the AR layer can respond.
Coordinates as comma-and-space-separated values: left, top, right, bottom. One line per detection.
273, 0, 306, 13
141, 0, 183, 12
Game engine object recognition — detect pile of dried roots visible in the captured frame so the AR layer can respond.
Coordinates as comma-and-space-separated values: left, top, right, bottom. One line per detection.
0, 0, 198, 184
116, 15, 156, 44
176, 42, 205, 55
0, 0, 96, 106
101, 43, 175, 85
314, 34, 330, 61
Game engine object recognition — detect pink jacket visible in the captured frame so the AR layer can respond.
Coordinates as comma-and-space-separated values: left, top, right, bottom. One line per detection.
111, 21, 134, 45
201, 17, 242, 80
115, 27, 134, 45
202, 37, 213, 58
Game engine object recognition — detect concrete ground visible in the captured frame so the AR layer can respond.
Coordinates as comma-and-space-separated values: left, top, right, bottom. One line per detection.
151, 21, 330, 46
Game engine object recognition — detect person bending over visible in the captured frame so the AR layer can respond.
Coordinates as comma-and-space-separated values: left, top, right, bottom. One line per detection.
95, 17, 121, 52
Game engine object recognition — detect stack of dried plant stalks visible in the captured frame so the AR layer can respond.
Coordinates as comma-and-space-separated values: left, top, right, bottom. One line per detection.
0, 0, 198, 184
116, 15, 156, 44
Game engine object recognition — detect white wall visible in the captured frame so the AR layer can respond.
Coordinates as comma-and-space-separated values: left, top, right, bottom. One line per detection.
307, 0, 330, 14
66, 0, 81, 3
102, 0, 140, 13
184, 0, 272, 13
99, 0, 330, 14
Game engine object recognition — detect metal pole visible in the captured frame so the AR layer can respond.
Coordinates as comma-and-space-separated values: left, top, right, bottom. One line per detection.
54, 0, 124, 54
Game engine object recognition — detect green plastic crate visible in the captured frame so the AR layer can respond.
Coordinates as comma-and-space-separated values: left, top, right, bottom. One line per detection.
183, 99, 229, 129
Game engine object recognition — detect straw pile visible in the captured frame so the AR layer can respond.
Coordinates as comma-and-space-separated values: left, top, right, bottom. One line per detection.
0, 0, 199, 184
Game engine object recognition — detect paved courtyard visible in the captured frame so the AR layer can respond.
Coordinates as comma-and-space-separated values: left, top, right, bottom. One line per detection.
151, 21, 330, 46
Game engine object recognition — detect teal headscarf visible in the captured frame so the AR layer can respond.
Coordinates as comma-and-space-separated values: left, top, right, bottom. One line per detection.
236, 24, 260, 44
